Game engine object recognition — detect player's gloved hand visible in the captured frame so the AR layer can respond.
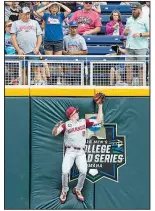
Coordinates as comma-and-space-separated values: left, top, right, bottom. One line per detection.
93, 92, 105, 105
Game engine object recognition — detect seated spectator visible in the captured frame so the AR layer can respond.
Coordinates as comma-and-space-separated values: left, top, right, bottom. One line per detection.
33, 2, 45, 28
94, 1, 107, 5
36, 2, 71, 55
9, 2, 20, 22
92, 3, 101, 15
31, 54, 50, 85
63, 20, 88, 55
69, 1, 102, 35
120, 1, 133, 5
105, 10, 124, 35
60, 2, 77, 12
62, 17, 70, 36
5, 20, 16, 55
5, 2, 12, 21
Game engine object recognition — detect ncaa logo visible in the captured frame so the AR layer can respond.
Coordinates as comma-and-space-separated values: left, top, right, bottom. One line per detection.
88, 116, 101, 132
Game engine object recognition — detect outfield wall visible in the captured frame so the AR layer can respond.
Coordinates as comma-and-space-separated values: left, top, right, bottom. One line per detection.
5, 87, 150, 209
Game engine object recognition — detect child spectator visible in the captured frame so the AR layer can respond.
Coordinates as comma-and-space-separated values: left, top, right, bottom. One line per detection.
106, 10, 124, 35
36, 2, 71, 55
69, 1, 102, 35
5, 20, 16, 55
63, 20, 88, 55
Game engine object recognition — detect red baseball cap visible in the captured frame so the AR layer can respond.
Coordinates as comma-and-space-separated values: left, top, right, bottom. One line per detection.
66, 107, 78, 118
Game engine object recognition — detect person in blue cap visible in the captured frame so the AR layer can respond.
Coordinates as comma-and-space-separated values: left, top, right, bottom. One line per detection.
63, 20, 88, 55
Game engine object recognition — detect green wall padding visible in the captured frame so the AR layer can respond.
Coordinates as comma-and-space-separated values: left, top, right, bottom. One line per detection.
30, 97, 95, 209
5, 96, 150, 210
5, 97, 29, 209
95, 97, 150, 209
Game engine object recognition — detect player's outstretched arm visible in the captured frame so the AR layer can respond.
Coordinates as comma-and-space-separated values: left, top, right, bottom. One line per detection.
95, 104, 103, 125
52, 121, 64, 136
93, 92, 105, 125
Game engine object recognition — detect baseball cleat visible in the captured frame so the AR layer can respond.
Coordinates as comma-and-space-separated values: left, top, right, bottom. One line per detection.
73, 187, 84, 202
60, 191, 67, 204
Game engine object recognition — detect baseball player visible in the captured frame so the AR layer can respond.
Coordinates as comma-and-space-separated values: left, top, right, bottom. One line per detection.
52, 104, 103, 203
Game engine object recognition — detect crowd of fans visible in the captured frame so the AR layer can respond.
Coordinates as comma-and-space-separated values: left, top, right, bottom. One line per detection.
5, 1, 150, 86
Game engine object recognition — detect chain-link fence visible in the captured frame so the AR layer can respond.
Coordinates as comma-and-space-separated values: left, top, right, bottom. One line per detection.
5, 60, 22, 85
28, 60, 84, 86
5, 55, 150, 87
90, 61, 146, 86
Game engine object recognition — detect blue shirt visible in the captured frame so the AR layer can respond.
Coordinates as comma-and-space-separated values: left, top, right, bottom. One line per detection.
43, 12, 65, 42
5, 33, 16, 55
125, 16, 149, 49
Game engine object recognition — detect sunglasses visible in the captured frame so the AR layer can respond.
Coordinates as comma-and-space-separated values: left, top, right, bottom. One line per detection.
6, 25, 12, 27
85, 2, 92, 4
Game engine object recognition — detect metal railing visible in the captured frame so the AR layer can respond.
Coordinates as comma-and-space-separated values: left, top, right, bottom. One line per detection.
5, 55, 150, 87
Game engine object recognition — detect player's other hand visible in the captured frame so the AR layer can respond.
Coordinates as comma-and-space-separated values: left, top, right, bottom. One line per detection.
55, 121, 63, 128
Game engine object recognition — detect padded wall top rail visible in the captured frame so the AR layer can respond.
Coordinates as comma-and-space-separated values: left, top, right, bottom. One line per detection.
5, 87, 150, 97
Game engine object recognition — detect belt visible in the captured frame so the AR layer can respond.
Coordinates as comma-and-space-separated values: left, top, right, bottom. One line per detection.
65, 146, 85, 151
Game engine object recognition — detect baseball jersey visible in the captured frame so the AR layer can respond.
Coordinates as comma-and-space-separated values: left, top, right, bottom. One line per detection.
57, 119, 95, 148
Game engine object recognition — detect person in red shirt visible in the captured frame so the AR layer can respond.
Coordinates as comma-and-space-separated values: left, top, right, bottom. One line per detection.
69, 1, 102, 35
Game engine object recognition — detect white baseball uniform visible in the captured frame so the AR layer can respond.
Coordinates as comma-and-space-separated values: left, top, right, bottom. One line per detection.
57, 118, 95, 193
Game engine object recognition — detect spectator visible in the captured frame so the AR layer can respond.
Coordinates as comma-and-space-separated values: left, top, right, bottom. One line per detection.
33, 2, 45, 28
123, 2, 149, 85
5, 20, 16, 55
9, 2, 20, 22
31, 54, 50, 85
120, 1, 134, 5
141, 1, 150, 20
5, 2, 12, 21
106, 10, 124, 35
69, 1, 102, 35
36, 2, 71, 55
63, 20, 88, 55
11, 7, 43, 85
60, 2, 77, 12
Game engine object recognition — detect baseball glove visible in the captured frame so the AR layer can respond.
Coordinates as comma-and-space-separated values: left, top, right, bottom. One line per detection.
94, 92, 105, 105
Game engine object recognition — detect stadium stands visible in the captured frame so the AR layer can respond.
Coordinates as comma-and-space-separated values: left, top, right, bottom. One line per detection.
76, 4, 132, 14
100, 14, 129, 25
87, 46, 115, 55
83, 35, 124, 46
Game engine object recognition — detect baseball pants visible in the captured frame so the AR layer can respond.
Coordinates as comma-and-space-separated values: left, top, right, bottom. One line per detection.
62, 147, 87, 193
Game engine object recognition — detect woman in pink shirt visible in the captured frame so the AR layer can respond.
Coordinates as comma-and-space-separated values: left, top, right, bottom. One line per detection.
106, 10, 124, 36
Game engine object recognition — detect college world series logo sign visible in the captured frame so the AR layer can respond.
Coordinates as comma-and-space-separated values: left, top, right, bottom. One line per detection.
70, 114, 126, 183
